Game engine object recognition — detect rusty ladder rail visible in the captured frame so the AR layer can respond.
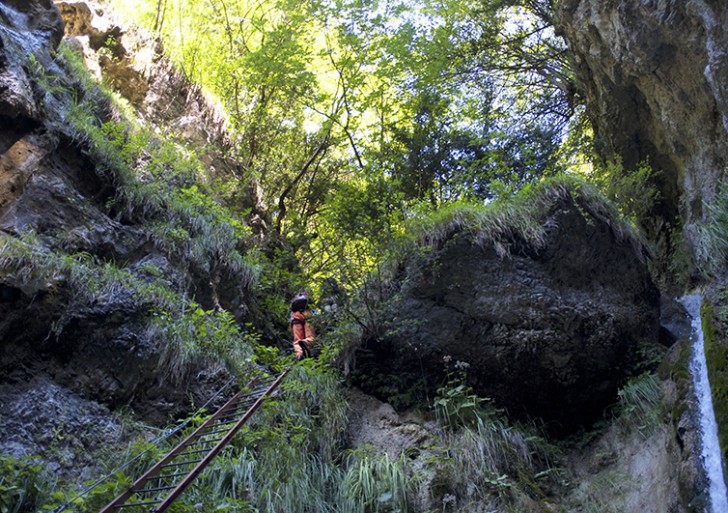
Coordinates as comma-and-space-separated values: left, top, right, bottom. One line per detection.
99, 367, 291, 513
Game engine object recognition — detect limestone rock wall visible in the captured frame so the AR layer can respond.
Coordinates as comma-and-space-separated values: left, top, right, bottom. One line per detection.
556, 0, 728, 257
0, 0, 252, 475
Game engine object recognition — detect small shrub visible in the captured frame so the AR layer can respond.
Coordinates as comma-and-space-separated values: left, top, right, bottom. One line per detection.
153, 303, 255, 383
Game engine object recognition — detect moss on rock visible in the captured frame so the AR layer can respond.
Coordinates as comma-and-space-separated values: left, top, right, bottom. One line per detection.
700, 299, 728, 462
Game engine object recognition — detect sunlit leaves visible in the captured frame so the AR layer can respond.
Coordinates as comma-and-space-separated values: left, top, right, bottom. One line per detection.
111, 0, 575, 286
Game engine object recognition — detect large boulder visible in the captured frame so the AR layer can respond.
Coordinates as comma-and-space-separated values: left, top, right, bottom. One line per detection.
353, 183, 660, 433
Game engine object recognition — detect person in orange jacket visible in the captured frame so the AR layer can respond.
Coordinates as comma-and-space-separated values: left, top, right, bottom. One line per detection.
289, 292, 315, 360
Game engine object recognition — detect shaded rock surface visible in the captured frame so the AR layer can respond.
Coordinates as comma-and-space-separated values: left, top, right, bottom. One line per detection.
556, 0, 728, 259
345, 388, 432, 459
0, 0, 63, 121
565, 409, 686, 512
0, 0, 254, 468
353, 191, 660, 433
0, 376, 128, 480
560, 337, 704, 513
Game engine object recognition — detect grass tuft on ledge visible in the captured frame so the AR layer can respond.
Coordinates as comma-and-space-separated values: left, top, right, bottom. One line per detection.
405, 175, 646, 260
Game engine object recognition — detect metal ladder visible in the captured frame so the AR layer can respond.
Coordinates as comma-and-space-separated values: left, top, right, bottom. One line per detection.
98, 367, 291, 513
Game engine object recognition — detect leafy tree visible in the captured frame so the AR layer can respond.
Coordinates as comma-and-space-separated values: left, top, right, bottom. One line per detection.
111, 0, 577, 289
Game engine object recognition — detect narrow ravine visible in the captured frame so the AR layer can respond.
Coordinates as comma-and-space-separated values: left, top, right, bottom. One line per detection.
681, 294, 728, 512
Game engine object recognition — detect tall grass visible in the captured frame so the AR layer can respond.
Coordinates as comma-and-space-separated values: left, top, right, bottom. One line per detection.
257, 364, 350, 462
431, 398, 562, 511
179, 364, 415, 513
405, 175, 644, 260
702, 180, 728, 275
338, 452, 412, 513
152, 304, 256, 383
0, 232, 176, 313
613, 373, 663, 438
198, 449, 414, 513
441, 416, 526, 503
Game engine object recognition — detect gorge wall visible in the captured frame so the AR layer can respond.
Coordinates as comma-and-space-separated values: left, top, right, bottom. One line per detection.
556, 0, 728, 263
0, 0, 262, 476
0, 1, 715, 509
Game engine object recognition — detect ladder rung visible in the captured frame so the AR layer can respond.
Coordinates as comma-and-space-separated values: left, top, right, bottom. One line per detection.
211, 415, 237, 424
190, 435, 221, 445
238, 393, 265, 404
227, 399, 253, 408
160, 459, 202, 468
139, 484, 177, 493
216, 411, 246, 423
117, 499, 162, 508
225, 401, 255, 413
183, 438, 212, 448
203, 426, 234, 436
209, 421, 235, 430
177, 448, 211, 457
150, 471, 187, 481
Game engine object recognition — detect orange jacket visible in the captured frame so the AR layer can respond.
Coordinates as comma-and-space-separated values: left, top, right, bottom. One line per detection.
290, 310, 315, 358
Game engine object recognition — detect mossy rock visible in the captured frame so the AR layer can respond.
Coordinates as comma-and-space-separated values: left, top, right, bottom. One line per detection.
701, 300, 728, 461
658, 336, 692, 422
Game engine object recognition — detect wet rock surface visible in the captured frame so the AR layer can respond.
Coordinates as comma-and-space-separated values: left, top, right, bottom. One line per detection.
354, 193, 660, 433
0, 0, 63, 121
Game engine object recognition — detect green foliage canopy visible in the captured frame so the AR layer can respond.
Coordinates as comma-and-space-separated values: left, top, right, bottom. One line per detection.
110, 0, 575, 288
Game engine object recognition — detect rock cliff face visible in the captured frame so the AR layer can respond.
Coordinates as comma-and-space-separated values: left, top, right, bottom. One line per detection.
556, 0, 728, 258
353, 185, 661, 433
0, 1, 708, 507
0, 0, 254, 472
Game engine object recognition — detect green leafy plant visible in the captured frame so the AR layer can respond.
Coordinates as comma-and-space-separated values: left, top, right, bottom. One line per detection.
153, 302, 255, 383
0, 456, 51, 513
434, 357, 489, 429
590, 158, 660, 227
